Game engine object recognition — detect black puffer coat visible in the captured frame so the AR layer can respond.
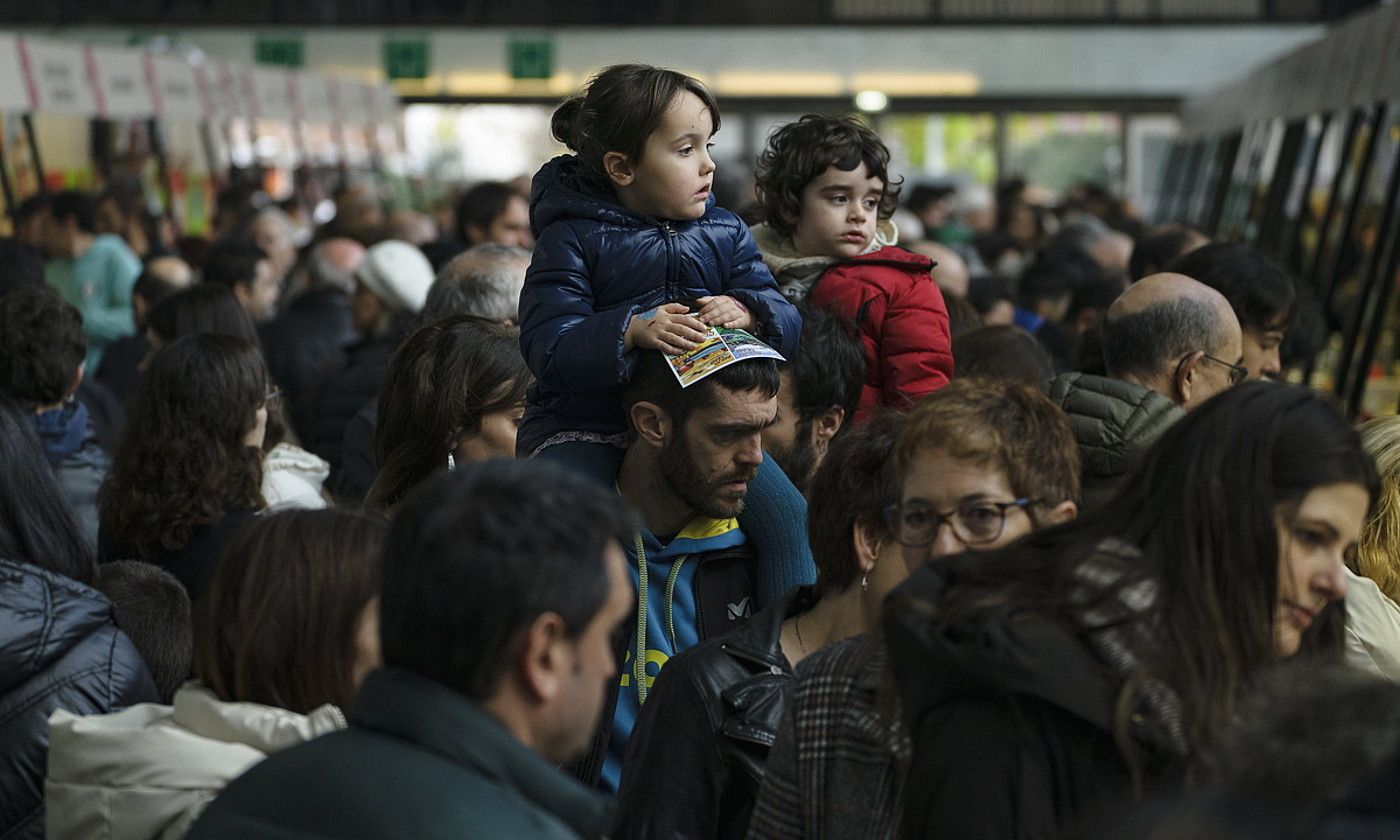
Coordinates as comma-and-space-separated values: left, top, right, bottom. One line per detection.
0, 559, 158, 838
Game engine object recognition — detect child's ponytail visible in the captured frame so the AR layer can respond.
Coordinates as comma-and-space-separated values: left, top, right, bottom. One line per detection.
550, 96, 586, 151
550, 64, 720, 183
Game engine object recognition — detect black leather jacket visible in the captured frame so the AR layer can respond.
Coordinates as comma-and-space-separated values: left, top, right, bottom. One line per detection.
613, 586, 816, 840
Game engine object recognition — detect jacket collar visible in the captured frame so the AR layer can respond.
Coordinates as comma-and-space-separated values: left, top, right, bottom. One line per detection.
351, 667, 610, 838
30, 401, 92, 466
720, 585, 817, 671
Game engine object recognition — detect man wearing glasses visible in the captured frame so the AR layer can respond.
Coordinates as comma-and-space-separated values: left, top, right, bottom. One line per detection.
1049, 271, 1244, 511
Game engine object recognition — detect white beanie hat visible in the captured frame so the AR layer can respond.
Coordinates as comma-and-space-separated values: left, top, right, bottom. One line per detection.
356, 240, 434, 314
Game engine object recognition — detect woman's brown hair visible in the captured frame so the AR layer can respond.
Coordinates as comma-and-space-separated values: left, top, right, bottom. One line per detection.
99, 333, 266, 557
194, 509, 386, 714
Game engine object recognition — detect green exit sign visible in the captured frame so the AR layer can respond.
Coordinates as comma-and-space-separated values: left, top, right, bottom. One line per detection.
384, 39, 430, 80
509, 38, 554, 80
255, 37, 304, 68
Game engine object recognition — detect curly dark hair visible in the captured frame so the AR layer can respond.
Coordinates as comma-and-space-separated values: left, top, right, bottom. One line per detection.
754, 114, 902, 238
99, 334, 267, 557
0, 286, 86, 409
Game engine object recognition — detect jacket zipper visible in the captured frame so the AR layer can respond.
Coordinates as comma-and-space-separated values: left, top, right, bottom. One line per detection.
662, 221, 678, 302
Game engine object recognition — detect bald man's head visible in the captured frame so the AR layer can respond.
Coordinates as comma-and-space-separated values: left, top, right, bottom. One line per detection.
1103, 272, 1243, 408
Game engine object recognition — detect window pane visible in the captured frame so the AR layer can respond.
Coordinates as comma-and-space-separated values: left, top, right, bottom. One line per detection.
1004, 112, 1122, 197
881, 112, 997, 185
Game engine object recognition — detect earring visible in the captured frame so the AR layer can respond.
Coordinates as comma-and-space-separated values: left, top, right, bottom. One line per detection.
447, 452, 456, 472
861, 572, 868, 592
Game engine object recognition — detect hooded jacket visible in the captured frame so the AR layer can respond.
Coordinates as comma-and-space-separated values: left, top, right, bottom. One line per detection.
45, 683, 346, 840
30, 401, 108, 550
1045, 372, 1183, 513
883, 542, 1184, 839
751, 221, 952, 422
0, 559, 158, 839
596, 515, 759, 794
517, 155, 800, 455
613, 586, 816, 840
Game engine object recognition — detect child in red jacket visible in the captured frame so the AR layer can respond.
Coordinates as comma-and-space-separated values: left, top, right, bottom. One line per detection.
752, 115, 953, 422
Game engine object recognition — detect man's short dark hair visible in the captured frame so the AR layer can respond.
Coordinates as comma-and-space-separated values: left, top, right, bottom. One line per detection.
0, 238, 46, 298
134, 268, 188, 309
755, 114, 902, 239
905, 183, 955, 215
11, 194, 48, 227
380, 459, 637, 702
49, 190, 98, 235
1103, 297, 1224, 381
622, 348, 781, 434
456, 182, 519, 242
953, 325, 1054, 386
95, 561, 193, 703
807, 412, 903, 597
203, 236, 269, 291
0, 286, 86, 409
1018, 242, 1102, 309
1167, 242, 1296, 331
789, 305, 865, 431
1130, 223, 1204, 280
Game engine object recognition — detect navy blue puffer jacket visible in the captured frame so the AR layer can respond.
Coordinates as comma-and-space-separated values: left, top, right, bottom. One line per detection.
0, 559, 157, 838
517, 155, 801, 455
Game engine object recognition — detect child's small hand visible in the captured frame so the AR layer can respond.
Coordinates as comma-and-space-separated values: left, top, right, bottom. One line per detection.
625, 304, 709, 354
695, 295, 754, 330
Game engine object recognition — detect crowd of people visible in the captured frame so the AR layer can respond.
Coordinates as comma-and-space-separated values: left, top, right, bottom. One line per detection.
3, 62, 1400, 839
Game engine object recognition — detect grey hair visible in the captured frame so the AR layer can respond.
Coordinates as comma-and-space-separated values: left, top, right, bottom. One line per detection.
306, 249, 358, 296
423, 244, 531, 324
1102, 296, 1225, 380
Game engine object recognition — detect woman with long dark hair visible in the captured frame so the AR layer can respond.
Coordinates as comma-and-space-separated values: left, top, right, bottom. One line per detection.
885, 382, 1379, 838
98, 333, 270, 598
364, 315, 530, 513
0, 396, 94, 585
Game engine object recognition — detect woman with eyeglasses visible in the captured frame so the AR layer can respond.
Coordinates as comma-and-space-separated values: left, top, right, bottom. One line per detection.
884, 382, 1377, 840
98, 334, 274, 600
743, 379, 1081, 840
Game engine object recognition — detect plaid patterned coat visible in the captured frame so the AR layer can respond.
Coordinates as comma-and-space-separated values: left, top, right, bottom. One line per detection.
745, 634, 909, 840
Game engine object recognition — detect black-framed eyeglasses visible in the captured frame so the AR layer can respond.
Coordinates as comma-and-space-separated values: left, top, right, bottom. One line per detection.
1202, 353, 1248, 386
882, 498, 1034, 548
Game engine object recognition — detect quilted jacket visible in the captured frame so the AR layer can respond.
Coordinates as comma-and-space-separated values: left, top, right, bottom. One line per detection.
0, 559, 157, 839
517, 155, 800, 454
1045, 372, 1183, 513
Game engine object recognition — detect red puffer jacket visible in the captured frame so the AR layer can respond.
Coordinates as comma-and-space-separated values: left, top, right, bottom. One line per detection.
807, 246, 953, 422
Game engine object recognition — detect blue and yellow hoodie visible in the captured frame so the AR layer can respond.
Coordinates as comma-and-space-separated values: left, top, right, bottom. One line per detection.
600, 514, 755, 792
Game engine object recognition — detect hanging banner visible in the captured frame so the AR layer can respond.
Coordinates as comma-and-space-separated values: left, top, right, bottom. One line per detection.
87, 45, 155, 120
0, 34, 32, 111
250, 66, 295, 122
21, 37, 97, 117
295, 72, 335, 124
150, 54, 206, 122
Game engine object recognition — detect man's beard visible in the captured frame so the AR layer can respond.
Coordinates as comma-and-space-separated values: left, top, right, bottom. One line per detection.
660, 431, 757, 521
766, 422, 818, 496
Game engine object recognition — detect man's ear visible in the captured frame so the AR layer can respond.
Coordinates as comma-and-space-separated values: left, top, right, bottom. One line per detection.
1044, 499, 1078, 526
628, 400, 670, 449
603, 152, 635, 189
1173, 351, 1203, 407
66, 363, 85, 399
811, 406, 844, 460
232, 282, 254, 310
517, 611, 568, 705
